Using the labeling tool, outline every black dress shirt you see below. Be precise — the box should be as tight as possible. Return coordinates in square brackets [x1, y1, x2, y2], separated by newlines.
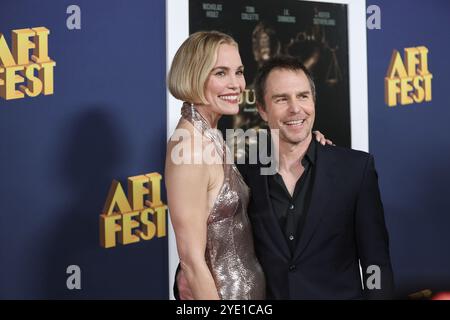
[267, 140, 316, 254]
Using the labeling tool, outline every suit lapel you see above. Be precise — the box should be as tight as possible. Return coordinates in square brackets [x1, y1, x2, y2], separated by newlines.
[293, 143, 337, 260]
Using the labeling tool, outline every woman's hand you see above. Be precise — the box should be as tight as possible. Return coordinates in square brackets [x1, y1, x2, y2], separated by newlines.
[313, 130, 334, 146]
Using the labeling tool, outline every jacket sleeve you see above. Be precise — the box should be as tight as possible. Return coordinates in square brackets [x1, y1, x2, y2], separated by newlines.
[355, 154, 395, 299]
[173, 263, 181, 300]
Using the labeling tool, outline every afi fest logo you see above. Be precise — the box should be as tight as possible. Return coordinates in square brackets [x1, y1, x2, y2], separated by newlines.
[0, 27, 56, 100]
[385, 46, 432, 107]
[100, 173, 168, 248]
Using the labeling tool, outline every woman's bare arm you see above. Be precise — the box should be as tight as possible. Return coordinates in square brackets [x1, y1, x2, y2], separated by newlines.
[165, 135, 220, 300]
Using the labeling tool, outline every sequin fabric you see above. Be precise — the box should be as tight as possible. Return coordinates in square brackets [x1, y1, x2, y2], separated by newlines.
[181, 102, 266, 300]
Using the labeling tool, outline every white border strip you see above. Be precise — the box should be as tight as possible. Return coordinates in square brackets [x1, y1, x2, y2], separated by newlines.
[166, 0, 368, 299]
[346, 0, 369, 152]
[166, 0, 189, 300]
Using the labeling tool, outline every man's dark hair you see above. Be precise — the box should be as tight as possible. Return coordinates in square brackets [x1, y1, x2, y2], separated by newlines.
[254, 55, 316, 109]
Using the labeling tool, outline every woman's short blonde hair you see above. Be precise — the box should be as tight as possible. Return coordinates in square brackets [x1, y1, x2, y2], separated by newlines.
[168, 31, 238, 105]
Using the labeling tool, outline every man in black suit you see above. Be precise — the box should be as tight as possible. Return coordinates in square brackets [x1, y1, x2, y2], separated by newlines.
[175, 56, 394, 299]
[239, 55, 394, 299]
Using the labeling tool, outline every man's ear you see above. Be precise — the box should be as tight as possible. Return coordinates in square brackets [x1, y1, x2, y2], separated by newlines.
[256, 102, 268, 122]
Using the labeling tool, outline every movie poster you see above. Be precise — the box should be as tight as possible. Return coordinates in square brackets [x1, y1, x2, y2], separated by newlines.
[189, 0, 351, 147]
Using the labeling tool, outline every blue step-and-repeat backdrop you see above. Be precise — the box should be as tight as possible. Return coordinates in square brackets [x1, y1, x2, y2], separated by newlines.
[367, 0, 450, 297]
[0, 0, 168, 299]
[1, 0, 449, 299]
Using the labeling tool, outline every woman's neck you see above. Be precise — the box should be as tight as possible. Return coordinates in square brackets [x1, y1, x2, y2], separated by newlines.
[194, 104, 221, 129]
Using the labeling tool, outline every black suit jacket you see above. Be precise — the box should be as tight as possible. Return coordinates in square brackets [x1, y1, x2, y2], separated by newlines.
[238, 140, 394, 299]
